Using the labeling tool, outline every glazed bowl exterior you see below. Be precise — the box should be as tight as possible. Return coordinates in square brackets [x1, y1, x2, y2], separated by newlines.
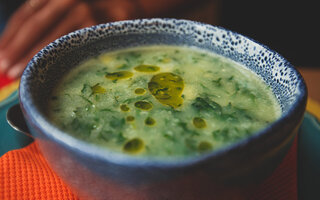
[19, 19, 307, 200]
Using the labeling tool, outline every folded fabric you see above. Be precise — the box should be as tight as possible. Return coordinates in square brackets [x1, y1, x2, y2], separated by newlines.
[0, 142, 77, 200]
[0, 80, 19, 102]
[0, 74, 14, 90]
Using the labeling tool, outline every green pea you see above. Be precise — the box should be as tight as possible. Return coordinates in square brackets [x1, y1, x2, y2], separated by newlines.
[123, 138, 144, 154]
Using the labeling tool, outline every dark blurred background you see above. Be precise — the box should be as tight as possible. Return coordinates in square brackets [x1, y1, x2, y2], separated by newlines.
[179, 0, 319, 67]
[219, 0, 319, 67]
[1, 0, 319, 67]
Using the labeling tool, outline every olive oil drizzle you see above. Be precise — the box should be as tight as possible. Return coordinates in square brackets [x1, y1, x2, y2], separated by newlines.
[193, 117, 206, 128]
[120, 104, 130, 112]
[134, 88, 146, 95]
[145, 117, 156, 126]
[198, 141, 212, 152]
[126, 115, 135, 122]
[148, 72, 184, 109]
[105, 71, 133, 80]
[91, 83, 106, 94]
[134, 100, 153, 110]
[134, 64, 160, 72]
[123, 138, 144, 154]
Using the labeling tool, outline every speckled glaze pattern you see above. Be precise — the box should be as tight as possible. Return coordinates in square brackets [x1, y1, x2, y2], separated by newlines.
[19, 19, 307, 200]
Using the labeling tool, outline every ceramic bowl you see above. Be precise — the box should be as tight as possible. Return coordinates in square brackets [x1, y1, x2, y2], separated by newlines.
[19, 19, 307, 200]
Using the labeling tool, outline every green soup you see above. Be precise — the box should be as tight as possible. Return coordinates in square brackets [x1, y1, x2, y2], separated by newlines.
[48, 45, 281, 158]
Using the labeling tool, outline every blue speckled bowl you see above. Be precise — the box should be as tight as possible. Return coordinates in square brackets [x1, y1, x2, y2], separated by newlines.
[19, 19, 307, 200]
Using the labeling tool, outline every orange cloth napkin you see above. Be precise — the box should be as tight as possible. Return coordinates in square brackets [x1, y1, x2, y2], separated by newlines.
[0, 143, 77, 200]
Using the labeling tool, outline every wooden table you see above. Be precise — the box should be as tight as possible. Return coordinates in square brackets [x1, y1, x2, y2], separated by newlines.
[298, 67, 320, 103]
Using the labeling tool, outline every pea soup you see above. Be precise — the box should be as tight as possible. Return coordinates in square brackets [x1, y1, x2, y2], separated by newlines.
[48, 45, 281, 158]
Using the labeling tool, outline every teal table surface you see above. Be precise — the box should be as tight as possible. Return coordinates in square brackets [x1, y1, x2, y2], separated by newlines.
[0, 91, 319, 199]
[298, 112, 320, 199]
[0, 91, 33, 156]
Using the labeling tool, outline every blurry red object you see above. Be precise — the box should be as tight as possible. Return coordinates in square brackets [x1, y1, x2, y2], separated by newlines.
[0, 74, 14, 89]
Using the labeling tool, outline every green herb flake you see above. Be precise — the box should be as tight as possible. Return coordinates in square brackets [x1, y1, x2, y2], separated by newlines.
[228, 76, 234, 81]
[163, 133, 176, 141]
[191, 97, 222, 114]
[212, 128, 244, 142]
[81, 84, 92, 96]
[79, 95, 93, 105]
[118, 63, 129, 70]
[185, 138, 197, 151]
[178, 122, 200, 136]
[109, 117, 125, 129]
[116, 132, 127, 144]
[212, 78, 222, 87]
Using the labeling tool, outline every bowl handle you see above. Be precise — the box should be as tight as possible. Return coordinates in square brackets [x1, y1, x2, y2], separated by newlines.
[6, 104, 33, 138]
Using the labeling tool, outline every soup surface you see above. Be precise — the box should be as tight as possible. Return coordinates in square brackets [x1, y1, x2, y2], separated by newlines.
[48, 45, 281, 158]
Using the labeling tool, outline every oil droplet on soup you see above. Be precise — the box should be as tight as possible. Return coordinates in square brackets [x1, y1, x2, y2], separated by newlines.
[145, 117, 156, 126]
[134, 101, 153, 111]
[48, 45, 281, 159]
[91, 83, 106, 94]
[134, 65, 160, 72]
[123, 138, 144, 154]
[126, 116, 135, 122]
[134, 88, 146, 95]
[193, 117, 206, 128]
[120, 104, 130, 112]
[105, 71, 133, 80]
[198, 141, 212, 153]
[148, 72, 184, 109]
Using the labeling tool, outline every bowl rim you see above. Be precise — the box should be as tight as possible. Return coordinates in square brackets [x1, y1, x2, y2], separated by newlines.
[19, 18, 307, 168]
